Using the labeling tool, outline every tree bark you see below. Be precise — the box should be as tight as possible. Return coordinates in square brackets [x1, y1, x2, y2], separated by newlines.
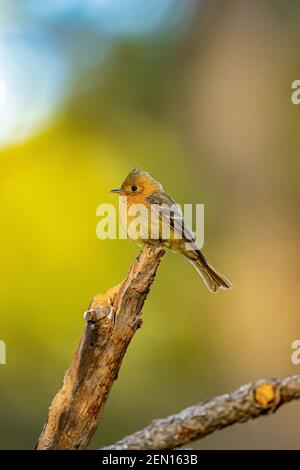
[102, 375, 300, 450]
[36, 244, 300, 451]
[36, 245, 165, 450]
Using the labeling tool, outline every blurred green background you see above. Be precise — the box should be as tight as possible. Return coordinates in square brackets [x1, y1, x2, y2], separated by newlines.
[0, 0, 300, 449]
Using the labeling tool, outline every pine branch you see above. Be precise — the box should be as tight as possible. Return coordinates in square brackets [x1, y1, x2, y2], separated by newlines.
[102, 375, 300, 450]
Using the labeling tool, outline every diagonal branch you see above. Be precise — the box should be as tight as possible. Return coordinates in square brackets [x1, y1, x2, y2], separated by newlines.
[101, 375, 300, 450]
[35, 243, 299, 451]
[36, 245, 165, 450]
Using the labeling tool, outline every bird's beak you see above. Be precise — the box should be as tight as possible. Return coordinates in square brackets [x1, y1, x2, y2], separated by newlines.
[110, 188, 124, 194]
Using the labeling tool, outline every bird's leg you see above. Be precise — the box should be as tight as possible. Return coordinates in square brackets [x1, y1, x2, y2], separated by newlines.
[149, 241, 165, 249]
[136, 250, 143, 262]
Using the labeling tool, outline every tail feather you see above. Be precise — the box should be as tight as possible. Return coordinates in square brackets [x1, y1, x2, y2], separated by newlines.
[188, 252, 232, 293]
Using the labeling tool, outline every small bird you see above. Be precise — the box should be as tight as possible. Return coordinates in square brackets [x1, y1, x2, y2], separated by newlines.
[111, 167, 232, 293]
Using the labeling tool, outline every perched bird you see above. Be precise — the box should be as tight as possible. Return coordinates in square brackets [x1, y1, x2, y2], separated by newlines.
[111, 167, 232, 293]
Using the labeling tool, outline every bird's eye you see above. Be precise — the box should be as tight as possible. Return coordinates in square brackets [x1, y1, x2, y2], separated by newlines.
[131, 185, 138, 192]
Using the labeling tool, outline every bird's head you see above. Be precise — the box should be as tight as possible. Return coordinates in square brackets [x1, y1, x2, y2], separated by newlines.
[111, 167, 162, 198]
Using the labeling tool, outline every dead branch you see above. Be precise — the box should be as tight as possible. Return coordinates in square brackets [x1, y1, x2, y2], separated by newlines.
[36, 245, 165, 450]
[102, 375, 300, 450]
[36, 242, 300, 451]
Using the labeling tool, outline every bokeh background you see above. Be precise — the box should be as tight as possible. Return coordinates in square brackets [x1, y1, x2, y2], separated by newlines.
[0, 0, 300, 449]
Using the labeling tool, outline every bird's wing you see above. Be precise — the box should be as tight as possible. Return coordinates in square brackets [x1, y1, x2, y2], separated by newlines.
[146, 192, 198, 250]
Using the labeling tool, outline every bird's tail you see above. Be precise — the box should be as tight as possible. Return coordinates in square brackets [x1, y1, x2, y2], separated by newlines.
[187, 251, 232, 293]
